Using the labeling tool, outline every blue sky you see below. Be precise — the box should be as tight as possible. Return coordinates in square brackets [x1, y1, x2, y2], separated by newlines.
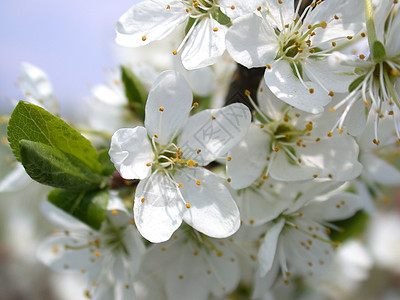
[0, 0, 139, 116]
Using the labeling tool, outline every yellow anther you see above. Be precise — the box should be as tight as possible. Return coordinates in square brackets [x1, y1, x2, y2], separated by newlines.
[315, 137, 320, 142]
[167, 4, 170, 9]
[338, 128, 343, 133]
[179, 275, 184, 279]
[178, 183, 183, 188]
[298, 158, 302, 163]
[94, 251, 100, 257]
[373, 139, 380, 146]
[161, 247, 166, 251]
[153, 134, 158, 138]
[249, 219, 254, 225]
[187, 159, 195, 167]
[305, 123, 313, 131]
[146, 162, 152, 167]
[391, 69, 399, 76]
[359, 54, 366, 59]
[193, 251, 199, 256]
[227, 156, 232, 161]
[212, 115, 216, 120]
[227, 178, 231, 183]
[286, 271, 291, 276]
[244, 89, 251, 96]
[298, 212, 303, 217]
[186, 203, 191, 208]
[328, 173, 333, 178]
[111, 209, 118, 215]
[257, 6, 261, 11]
[142, 35, 147, 41]
[313, 174, 318, 178]
[196, 149, 201, 154]
[172, 50, 178, 55]
[328, 91, 334, 97]
[217, 251, 223, 257]
[186, 8, 190, 12]
[308, 88, 314, 94]
[130, 220, 135, 225]
[85, 290, 92, 298]
[207, 270, 212, 274]
[331, 41, 336, 47]
[320, 21, 327, 28]
[159, 106, 164, 112]
[274, 146, 280, 152]
[231, 5, 235, 9]
[266, 64, 271, 69]
[141, 197, 146, 203]
[334, 14, 339, 20]
[307, 24, 312, 29]
[327, 132, 333, 137]
[196, 180, 201, 185]
[193, 102, 199, 107]
[213, 27, 219, 32]
[347, 36, 353, 40]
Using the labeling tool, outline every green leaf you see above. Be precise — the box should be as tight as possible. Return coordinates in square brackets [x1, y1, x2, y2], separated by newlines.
[120, 65, 147, 121]
[19, 140, 103, 191]
[8, 101, 101, 173]
[48, 188, 109, 230]
[372, 41, 386, 63]
[348, 75, 366, 92]
[211, 8, 231, 26]
[98, 149, 116, 176]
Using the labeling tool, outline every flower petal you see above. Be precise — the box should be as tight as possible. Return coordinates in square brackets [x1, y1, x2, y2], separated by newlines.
[361, 153, 400, 186]
[145, 71, 193, 145]
[115, 0, 187, 47]
[181, 18, 227, 70]
[302, 193, 363, 222]
[175, 167, 240, 238]
[303, 58, 356, 93]
[264, 59, 330, 114]
[220, 0, 263, 19]
[225, 12, 278, 68]
[178, 103, 251, 166]
[270, 135, 362, 181]
[258, 218, 285, 276]
[134, 172, 184, 243]
[109, 127, 154, 180]
[226, 124, 270, 189]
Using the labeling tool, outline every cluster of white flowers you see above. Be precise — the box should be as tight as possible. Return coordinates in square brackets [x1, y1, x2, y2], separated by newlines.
[2, 0, 400, 299]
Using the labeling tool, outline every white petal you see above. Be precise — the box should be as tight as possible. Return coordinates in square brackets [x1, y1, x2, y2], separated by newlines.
[264, 60, 331, 114]
[270, 135, 362, 181]
[303, 58, 356, 93]
[178, 103, 251, 166]
[175, 168, 240, 238]
[115, 0, 187, 47]
[236, 183, 290, 226]
[305, 0, 365, 45]
[187, 66, 216, 97]
[258, 218, 285, 276]
[19, 62, 58, 114]
[220, 0, 263, 19]
[181, 18, 227, 70]
[302, 193, 363, 222]
[226, 124, 270, 189]
[205, 243, 240, 297]
[109, 127, 154, 180]
[257, 79, 289, 120]
[91, 83, 126, 106]
[265, 0, 295, 26]
[134, 172, 184, 243]
[225, 12, 278, 68]
[37, 235, 96, 272]
[40, 200, 91, 232]
[362, 153, 400, 186]
[145, 71, 193, 145]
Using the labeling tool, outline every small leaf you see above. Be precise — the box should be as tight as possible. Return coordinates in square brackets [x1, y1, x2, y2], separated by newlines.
[47, 188, 109, 230]
[8, 101, 101, 173]
[348, 75, 366, 92]
[372, 41, 386, 63]
[211, 8, 231, 26]
[98, 149, 116, 176]
[120, 65, 147, 121]
[19, 140, 103, 191]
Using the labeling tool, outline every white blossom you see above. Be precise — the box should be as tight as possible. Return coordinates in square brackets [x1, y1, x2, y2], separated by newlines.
[37, 195, 145, 300]
[226, 81, 362, 189]
[109, 70, 251, 243]
[226, 0, 365, 113]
